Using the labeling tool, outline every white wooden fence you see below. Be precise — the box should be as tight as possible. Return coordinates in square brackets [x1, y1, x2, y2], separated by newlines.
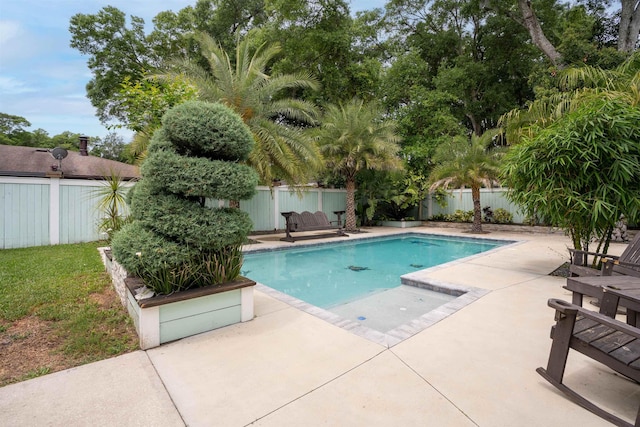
[0, 177, 347, 249]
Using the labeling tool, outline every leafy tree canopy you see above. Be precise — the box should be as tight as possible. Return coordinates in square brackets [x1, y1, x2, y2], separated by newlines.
[501, 96, 640, 251]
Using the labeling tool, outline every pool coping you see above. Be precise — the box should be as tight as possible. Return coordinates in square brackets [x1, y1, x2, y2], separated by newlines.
[247, 232, 524, 347]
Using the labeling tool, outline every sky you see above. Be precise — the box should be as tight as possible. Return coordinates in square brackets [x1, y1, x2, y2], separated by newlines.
[0, 0, 386, 143]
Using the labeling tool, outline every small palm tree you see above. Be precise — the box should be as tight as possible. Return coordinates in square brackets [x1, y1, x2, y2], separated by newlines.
[428, 130, 503, 233]
[94, 170, 134, 242]
[160, 32, 323, 186]
[316, 99, 402, 232]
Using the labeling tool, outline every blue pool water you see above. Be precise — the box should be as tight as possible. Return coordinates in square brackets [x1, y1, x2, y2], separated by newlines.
[242, 234, 506, 309]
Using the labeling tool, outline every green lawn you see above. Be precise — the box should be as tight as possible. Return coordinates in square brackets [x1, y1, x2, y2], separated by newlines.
[0, 242, 138, 385]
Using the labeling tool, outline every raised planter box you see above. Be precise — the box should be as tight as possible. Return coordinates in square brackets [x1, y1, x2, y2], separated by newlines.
[379, 220, 423, 228]
[99, 248, 255, 349]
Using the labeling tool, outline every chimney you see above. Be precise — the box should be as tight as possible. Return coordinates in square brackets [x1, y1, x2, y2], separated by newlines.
[79, 136, 89, 156]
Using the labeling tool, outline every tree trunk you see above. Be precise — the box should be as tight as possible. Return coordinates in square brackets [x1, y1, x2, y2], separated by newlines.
[517, 0, 563, 66]
[466, 112, 482, 137]
[345, 179, 358, 232]
[471, 186, 483, 233]
[618, 0, 640, 53]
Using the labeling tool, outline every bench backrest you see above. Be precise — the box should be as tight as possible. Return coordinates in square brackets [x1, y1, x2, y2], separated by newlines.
[290, 211, 332, 230]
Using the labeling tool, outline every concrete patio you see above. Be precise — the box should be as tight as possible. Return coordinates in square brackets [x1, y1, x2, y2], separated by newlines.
[1, 227, 638, 426]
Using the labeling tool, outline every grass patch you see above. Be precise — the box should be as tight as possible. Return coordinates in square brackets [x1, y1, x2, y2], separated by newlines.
[21, 367, 51, 381]
[0, 242, 138, 385]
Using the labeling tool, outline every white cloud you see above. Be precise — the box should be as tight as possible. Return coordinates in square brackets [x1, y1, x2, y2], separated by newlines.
[0, 75, 36, 95]
[0, 20, 22, 43]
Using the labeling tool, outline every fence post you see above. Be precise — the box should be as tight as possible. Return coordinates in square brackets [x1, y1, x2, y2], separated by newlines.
[273, 186, 280, 230]
[49, 177, 60, 245]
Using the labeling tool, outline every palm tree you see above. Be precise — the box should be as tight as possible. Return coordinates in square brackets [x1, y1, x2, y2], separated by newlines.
[316, 99, 402, 232]
[500, 52, 640, 144]
[160, 32, 323, 187]
[428, 130, 503, 233]
[94, 170, 134, 242]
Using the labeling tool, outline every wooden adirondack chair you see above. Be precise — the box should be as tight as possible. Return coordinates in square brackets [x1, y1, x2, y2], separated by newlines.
[538, 298, 640, 427]
[569, 232, 640, 278]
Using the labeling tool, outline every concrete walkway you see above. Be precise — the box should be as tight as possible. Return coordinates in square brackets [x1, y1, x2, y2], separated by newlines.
[1, 227, 638, 426]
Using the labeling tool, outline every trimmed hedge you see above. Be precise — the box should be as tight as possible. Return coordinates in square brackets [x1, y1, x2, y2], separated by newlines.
[111, 101, 258, 294]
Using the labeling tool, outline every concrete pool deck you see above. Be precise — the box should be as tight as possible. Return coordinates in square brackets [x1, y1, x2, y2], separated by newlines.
[1, 226, 638, 426]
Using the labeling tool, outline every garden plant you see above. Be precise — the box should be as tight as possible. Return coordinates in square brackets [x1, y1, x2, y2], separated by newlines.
[111, 101, 258, 294]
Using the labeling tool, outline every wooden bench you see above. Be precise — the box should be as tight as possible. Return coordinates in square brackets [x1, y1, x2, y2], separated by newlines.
[280, 211, 347, 242]
[537, 298, 640, 426]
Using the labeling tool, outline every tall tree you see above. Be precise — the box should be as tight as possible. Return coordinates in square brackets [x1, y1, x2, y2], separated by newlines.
[500, 51, 640, 144]
[256, 0, 384, 104]
[69, 2, 267, 126]
[385, 0, 537, 137]
[116, 74, 198, 162]
[315, 99, 402, 232]
[516, 0, 563, 65]
[89, 132, 128, 162]
[428, 130, 503, 233]
[619, 0, 640, 52]
[69, 7, 159, 124]
[0, 113, 31, 145]
[160, 32, 323, 186]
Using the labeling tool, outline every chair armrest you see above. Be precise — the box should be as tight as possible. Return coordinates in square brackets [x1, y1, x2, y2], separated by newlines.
[548, 298, 579, 315]
[568, 248, 620, 259]
[568, 248, 620, 266]
[547, 298, 640, 339]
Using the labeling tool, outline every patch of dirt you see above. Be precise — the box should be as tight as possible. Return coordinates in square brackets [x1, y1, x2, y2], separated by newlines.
[0, 286, 138, 387]
[0, 317, 70, 386]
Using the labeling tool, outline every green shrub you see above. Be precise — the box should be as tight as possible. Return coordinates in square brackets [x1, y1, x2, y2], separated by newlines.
[446, 210, 474, 223]
[111, 101, 258, 295]
[493, 208, 513, 224]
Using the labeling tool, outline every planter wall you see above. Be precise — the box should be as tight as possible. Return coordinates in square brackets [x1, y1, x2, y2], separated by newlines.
[424, 221, 563, 234]
[380, 220, 423, 228]
[99, 248, 255, 349]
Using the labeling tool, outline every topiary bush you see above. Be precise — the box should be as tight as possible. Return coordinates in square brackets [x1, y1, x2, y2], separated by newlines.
[111, 101, 258, 294]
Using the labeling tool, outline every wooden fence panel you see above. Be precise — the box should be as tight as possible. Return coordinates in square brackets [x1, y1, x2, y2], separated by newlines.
[0, 180, 49, 249]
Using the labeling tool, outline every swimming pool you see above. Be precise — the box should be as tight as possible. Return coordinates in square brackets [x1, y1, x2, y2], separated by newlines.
[243, 233, 507, 308]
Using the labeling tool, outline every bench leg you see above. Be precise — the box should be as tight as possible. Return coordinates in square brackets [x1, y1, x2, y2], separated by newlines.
[280, 215, 296, 242]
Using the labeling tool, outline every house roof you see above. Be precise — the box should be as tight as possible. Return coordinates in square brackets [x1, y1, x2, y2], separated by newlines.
[0, 145, 140, 180]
